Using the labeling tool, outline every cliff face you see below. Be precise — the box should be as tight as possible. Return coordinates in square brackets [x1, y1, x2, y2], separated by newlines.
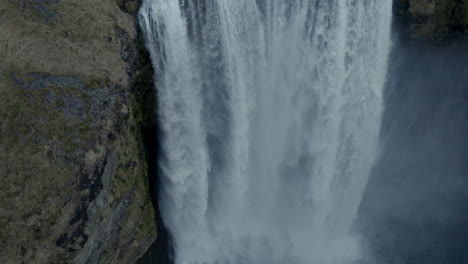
[0, 0, 157, 263]
[395, 0, 468, 40]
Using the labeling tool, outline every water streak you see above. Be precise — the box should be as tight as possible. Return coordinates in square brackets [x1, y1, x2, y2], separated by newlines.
[139, 1, 392, 263]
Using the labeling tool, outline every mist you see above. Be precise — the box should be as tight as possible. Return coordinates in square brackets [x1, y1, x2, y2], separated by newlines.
[138, 0, 468, 263]
[360, 38, 468, 264]
[139, 0, 393, 263]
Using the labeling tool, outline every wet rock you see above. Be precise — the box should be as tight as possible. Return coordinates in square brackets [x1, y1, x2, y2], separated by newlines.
[395, 0, 468, 41]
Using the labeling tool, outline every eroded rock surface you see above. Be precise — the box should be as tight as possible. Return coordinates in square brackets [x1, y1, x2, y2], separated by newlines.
[0, 0, 157, 263]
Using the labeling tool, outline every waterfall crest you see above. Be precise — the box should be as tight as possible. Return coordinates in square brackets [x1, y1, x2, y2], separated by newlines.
[139, 1, 392, 263]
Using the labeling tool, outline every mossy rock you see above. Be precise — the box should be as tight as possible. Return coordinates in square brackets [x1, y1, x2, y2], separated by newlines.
[0, 0, 157, 263]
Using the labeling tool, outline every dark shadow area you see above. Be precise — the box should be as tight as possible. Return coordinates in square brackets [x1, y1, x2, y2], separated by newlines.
[360, 37, 468, 264]
[132, 26, 172, 264]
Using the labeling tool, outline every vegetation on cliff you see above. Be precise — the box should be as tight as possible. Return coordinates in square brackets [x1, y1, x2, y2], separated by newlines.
[0, 0, 157, 263]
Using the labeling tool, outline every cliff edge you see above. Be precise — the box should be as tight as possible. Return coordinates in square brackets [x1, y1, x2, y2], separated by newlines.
[0, 0, 157, 263]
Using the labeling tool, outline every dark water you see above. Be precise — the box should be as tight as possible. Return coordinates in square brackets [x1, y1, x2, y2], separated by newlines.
[360, 39, 468, 264]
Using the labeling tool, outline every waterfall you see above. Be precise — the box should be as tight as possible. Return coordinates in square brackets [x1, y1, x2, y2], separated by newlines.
[139, 0, 392, 263]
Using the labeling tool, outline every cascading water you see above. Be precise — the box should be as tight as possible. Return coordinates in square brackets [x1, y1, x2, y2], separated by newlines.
[139, 1, 392, 263]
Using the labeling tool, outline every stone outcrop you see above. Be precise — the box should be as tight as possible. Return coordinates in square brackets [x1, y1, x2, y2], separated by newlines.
[395, 0, 468, 40]
[0, 0, 157, 263]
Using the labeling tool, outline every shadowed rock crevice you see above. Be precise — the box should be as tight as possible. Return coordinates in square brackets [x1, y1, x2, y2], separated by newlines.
[394, 0, 468, 41]
[133, 24, 172, 264]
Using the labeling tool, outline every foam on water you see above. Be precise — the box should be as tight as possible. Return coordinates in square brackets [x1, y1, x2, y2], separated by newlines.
[139, 1, 392, 263]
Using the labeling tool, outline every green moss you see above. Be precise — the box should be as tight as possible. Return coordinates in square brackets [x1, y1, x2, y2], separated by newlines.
[83, 76, 102, 89]
[112, 142, 147, 199]
[0, 0, 157, 261]
[98, 253, 112, 264]
[139, 202, 156, 234]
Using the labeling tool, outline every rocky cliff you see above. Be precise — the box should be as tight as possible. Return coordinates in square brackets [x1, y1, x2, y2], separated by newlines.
[1, 0, 467, 263]
[0, 0, 157, 263]
[395, 0, 468, 40]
